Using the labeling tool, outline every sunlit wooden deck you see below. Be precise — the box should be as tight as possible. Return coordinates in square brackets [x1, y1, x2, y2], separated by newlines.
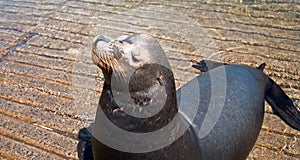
[0, 0, 299, 159]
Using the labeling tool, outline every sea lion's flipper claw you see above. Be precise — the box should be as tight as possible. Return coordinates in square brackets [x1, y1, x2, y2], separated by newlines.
[265, 78, 300, 131]
[192, 60, 226, 72]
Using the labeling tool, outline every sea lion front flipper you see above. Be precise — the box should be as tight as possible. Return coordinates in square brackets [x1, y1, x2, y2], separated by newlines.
[77, 128, 94, 160]
[265, 78, 300, 131]
[192, 60, 227, 72]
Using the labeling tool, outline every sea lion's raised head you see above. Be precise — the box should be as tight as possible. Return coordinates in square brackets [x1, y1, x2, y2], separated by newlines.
[92, 34, 170, 83]
[92, 34, 177, 132]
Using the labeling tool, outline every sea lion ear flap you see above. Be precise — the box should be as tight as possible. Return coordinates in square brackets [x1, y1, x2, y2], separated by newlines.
[257, 63, 266, 71]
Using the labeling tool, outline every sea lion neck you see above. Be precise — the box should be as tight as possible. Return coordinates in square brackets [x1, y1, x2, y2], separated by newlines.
[129, 63, 175, 96]
[99, 63, 179, 133]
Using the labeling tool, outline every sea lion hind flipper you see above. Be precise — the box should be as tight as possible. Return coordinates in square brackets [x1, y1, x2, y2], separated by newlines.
[192, 60, 227, 72]
[265, 78, 300, 131]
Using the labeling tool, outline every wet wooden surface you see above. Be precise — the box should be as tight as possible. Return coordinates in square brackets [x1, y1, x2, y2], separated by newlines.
[0, 0, 299, 159]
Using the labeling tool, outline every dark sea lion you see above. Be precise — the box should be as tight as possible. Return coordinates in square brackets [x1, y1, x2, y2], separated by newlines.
[88, 34, 300, 160]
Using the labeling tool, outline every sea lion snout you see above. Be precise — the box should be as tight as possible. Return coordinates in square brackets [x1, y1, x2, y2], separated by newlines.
[92, 35, 113, 70]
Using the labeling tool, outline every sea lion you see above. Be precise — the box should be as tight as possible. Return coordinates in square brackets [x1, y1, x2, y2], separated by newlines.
[89, 34, 300, 160]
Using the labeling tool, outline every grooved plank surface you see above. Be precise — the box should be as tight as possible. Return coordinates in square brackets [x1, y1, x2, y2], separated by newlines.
[0, 0, 299, 159]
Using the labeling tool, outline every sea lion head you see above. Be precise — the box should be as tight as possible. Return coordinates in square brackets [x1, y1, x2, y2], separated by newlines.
[92, 34, 177, 132]
[92, 34, 170, 85]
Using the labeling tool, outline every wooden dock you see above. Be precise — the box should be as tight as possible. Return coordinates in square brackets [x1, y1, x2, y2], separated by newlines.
[0, 0, 299, 159]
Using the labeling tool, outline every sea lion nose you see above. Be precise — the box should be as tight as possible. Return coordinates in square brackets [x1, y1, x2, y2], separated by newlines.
[93, 35, 111, 52]
[92, 35, 114, 67]
[94, 35, 111, 45]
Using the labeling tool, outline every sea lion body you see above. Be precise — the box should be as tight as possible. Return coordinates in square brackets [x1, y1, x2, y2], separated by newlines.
[178, 65, 266, 160]
[91, 126, 200, 160]
[185, 60, 300, 159]
[86, 34, 300, 160]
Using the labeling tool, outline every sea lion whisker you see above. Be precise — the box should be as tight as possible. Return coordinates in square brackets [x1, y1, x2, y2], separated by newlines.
[115, 67, 127, 81]
[117, 66, 127, 79]
[111, 59, 129, 80]
[103, 53, 110, 65]
[106, 57, 113, 68]
[107, 59, 127, 81]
